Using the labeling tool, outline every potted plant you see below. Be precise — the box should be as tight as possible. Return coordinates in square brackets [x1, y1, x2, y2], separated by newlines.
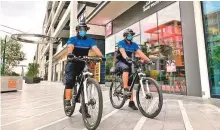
[25, 63, 40, 84]
[1, 37, 26, 92]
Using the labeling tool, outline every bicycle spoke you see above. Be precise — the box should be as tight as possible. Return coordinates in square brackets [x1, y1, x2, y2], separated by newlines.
[139, 80, 160, 115]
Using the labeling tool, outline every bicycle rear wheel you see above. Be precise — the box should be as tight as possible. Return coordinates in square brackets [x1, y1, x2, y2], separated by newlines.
[81, 78, 103, 130]
[109, 75, 126, 109]
[63, 87, 76, 117]
[136, 77, 163, 118]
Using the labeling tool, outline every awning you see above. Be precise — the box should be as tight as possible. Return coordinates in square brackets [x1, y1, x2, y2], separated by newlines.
[86, 1, 138, 26]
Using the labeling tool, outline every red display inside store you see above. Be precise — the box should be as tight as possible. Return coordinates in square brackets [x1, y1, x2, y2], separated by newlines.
[144, 20, 183, 67]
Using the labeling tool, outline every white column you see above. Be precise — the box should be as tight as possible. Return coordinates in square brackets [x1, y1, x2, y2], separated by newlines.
[58, 62, 61, 81]
[48, 26, 54, 81]
[70, 1, 78, 37]
[52, 64, 56, 81]
[193, 1, 210, 98]
[47, 42, 53, 81]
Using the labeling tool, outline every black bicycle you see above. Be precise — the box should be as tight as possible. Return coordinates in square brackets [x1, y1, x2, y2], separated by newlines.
[63, 56, 105, 130]
[109, 59, 163, 118]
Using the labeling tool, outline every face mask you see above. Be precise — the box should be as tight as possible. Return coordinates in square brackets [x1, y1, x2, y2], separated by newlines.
[79, 30, 86, 37]
[127, 35, 133, 41]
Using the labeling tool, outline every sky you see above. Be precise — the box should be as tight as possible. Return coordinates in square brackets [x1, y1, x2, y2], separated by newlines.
[203, 1, 220, 14]
[0, 1, 47, 74]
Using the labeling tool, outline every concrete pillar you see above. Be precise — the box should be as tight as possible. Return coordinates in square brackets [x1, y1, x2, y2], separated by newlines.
[58, 62, 61, 81]
[48, 27, 54, 81]
[52, 64, 56, 81]
[193, 1, 210, 98]
[70, 1, 78, 37]
[47, 42, 53, 81]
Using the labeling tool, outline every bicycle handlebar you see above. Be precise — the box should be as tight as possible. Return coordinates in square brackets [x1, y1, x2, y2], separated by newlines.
[68, 56, 106, 63]
[130, 59, 155, 66]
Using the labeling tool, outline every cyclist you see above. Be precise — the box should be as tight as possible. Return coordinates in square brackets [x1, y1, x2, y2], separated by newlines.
[116, 29, 151, 110]
[64, 22, 104, 118]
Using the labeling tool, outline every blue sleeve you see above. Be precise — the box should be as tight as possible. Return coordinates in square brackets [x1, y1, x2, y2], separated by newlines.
[66, 37, 76, 45]
[90, 38, 97, 47]
[134, 43, 140, 51]
[118, 41, 124, 49]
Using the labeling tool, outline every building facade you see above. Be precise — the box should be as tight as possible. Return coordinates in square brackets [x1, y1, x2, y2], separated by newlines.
[87, 1, 220, 98]
[36, 1, 106, 83]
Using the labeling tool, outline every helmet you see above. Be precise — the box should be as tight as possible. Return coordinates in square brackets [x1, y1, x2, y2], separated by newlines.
[123, 29, 135, 37]
[75, 22, 90, 31]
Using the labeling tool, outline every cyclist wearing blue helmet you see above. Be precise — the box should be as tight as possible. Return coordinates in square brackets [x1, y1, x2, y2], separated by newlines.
[116, 29, 151, 110]
[64, 22, 105, 117]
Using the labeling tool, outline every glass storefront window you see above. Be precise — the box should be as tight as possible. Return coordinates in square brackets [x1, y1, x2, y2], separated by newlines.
[140, 13, 158, 57]
[202, 1, 220, 98]
[140, 2, 186, 95]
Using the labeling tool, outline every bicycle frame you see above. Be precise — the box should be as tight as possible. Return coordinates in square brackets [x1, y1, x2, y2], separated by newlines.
[74, 64, 93, 104]
[126, 62, 151, 98]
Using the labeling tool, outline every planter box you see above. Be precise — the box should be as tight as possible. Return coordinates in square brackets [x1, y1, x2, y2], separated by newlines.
[25, 77, 33, 84]
[24, 77, 41, 84]
[1, 76, 23, 92]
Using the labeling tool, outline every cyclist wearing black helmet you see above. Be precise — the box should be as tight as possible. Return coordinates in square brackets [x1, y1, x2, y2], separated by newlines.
[116, 29, 151, 110]
[64, 22, 105, 117]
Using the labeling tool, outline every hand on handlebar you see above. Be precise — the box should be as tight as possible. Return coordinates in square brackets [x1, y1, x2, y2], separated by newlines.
[67, 53, 75, 59]
[101, 55, 106, 61]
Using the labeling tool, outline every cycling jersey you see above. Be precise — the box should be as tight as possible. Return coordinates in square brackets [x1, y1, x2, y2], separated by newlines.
[116, 40, 140, 62]
[67, 36, 97, 56]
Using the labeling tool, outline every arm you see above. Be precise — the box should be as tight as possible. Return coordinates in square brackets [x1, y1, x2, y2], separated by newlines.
[67, 44, 74, 54]
[91, 46, 102, 57]
[136, 50, 150, 62]
[66, 37, 76, 57]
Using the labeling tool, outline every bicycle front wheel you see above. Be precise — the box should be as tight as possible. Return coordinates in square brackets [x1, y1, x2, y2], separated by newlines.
[136, 77, 163, 118]
[81, 78, 103, 130]
[109, 76, 126, 109]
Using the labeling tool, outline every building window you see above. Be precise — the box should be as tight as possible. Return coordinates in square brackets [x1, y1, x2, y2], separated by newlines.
[202, 1, 220, 98]
[140, 2, 186, 94]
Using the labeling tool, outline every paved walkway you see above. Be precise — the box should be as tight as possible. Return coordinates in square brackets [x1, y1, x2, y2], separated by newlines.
[1, 81, 220, 130]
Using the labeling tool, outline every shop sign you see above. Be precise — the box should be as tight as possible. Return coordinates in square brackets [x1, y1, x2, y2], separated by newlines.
[106, 22, 112, 36]
[166, 60, 176, 72]
[143, 1, 161, 12]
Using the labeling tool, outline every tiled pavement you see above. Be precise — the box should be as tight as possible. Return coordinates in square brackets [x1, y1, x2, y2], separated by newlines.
[1, 81, 220, 130]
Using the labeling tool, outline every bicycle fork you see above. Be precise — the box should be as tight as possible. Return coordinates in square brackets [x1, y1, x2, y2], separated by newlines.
[139, 77, 150, 98]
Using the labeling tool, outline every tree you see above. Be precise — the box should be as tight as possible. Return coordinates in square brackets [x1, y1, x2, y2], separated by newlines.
[212, 45, 220, 67]
[25, 63, 39, 78]
[1, 38, 26, 75]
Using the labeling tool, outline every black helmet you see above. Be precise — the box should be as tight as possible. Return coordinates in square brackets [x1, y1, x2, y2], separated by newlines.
[123, 29, 135, 37]
[75, 22, 90, 31]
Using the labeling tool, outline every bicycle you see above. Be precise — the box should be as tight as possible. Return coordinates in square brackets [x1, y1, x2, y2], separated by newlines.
[109, 59, 163, 118]
[63, 56, 105, 130]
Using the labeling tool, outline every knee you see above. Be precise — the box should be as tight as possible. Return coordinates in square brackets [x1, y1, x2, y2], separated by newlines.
[65, 84, 73, 89]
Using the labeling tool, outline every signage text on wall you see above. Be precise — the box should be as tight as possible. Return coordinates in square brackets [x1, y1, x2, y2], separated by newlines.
[143, 1, 161, 12]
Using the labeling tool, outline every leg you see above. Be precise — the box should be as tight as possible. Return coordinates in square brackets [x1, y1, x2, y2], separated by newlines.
[127, 64, 138, 110]
[116, 61, 130, 91]
[65, 61, 74, 102]
[65, 61, 84, 102]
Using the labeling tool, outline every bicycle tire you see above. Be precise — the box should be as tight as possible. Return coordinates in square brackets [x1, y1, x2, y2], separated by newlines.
[109, 77, 126, 109]
[81, 78, 103, 130]
[63, 88, 76, 117]
[136, 77, 163, 118]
